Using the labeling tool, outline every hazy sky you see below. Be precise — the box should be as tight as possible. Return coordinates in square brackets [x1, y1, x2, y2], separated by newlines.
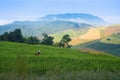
[0, 0, 120, 24]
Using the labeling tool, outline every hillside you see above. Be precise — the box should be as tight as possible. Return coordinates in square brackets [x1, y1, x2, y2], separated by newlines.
[0, 21, 91, 37]
[104, 24, 120, 37]
[51, 28, 89, 43]
[74, 24, 120, 52]
[52, 24, 120, 45]
[0, 22, 120, 47]
[0, 41, 120, 80]
[52, 27, 105, 45]
[73, 25, 120, 56]
[101, 32, 120, 44]
[73, 40, 120, 56]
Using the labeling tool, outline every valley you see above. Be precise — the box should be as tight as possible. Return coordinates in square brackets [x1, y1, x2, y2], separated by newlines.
[1, 0, 120, 79]
[0, 14, 120, 57]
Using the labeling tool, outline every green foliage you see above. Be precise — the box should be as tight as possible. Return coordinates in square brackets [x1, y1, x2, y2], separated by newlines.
[59, 34, 72, 48]
[74, 40, 120, 56]
[51, 28, 88, 42]
[0, 29, 41, 45]
[101, 33, 120, 44]
[41, 33, 54, 46]
[0, 41, 120, 79]
[0, 29, 24, 43]
[74, 33, 120, 56]
[0, 32, 9, 41]
[62, 34, 71, 43]
[26, 36, 40, 45]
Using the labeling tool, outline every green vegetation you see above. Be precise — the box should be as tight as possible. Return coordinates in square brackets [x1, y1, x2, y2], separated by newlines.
[51, 28, 88, 42]
[0, 29, 72, 47]
[101, 33, 120, 44]
[25, 36, 40, 44]
[58, 34, 72, 48]
[74, 40, 120, 56]
[0, 29, 40, 45]
[41, 33, 54, 46]
[0, 41, 120, 80]
[73, 26, 120, 56]
[0, 29, 24, 43]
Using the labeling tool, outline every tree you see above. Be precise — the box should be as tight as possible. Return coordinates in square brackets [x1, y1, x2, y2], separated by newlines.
[0, 32, 9, 41]
[13, 29, 24, 43]
[0, 29, 24, 43]
[59, 34, 72, 48]
[3, 32, 9, 41]
[7, 29, 24, 42]
[41, 33, 54, 46]
[26, 36, 40, 44]
[0, 35, 4, 40]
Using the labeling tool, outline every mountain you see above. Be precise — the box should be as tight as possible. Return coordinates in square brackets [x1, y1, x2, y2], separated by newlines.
[41, 13, 105, 24]
[0, 20, 91, 37]
[0, 13, 105, 40]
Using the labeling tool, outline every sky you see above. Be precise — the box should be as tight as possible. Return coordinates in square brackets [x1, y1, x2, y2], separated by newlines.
[0, 0, 120, 25]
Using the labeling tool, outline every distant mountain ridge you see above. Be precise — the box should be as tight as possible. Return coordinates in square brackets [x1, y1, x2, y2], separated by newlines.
[41, 13, 105, 24]
[0, 20, 91, 37]
[0, 13, 105, 37]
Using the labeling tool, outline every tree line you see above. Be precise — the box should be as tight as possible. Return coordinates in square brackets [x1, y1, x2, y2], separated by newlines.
[0, 29, 72, 48]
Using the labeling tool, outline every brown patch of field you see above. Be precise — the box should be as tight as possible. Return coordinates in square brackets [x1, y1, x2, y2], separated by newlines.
[79, 28, 101, 39]
[104, 24, 120, 37]
[69, 38, 92, 45]
[80, 48, 104, 54]
[70, 28, 101, 45]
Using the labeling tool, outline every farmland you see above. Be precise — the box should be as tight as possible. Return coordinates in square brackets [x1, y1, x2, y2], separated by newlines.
[0, 41, 120, 80]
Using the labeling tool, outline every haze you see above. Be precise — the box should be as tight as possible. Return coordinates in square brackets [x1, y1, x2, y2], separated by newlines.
[0, 0, 120, 25]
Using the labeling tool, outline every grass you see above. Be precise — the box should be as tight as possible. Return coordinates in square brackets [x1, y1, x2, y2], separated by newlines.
[0, 41, 120, 80]
[51, 28, 88, 43]
[101, 33, 120, 44]
[73, 40, 120, 56]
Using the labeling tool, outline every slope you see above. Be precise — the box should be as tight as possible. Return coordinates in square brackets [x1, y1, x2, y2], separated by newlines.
[52, 27, 105, 45]
[74, 40, 120, 56]
[51, 28, 89, 43]
[0, 41, 120, 80]
[72, 24, 120, 54]
[101, 32, 120, 44]
[104, 24, 120, 37]
[0, 21, 91, 37]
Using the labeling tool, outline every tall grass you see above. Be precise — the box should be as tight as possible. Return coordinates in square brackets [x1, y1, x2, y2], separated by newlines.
[0, 41, 120, 80]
